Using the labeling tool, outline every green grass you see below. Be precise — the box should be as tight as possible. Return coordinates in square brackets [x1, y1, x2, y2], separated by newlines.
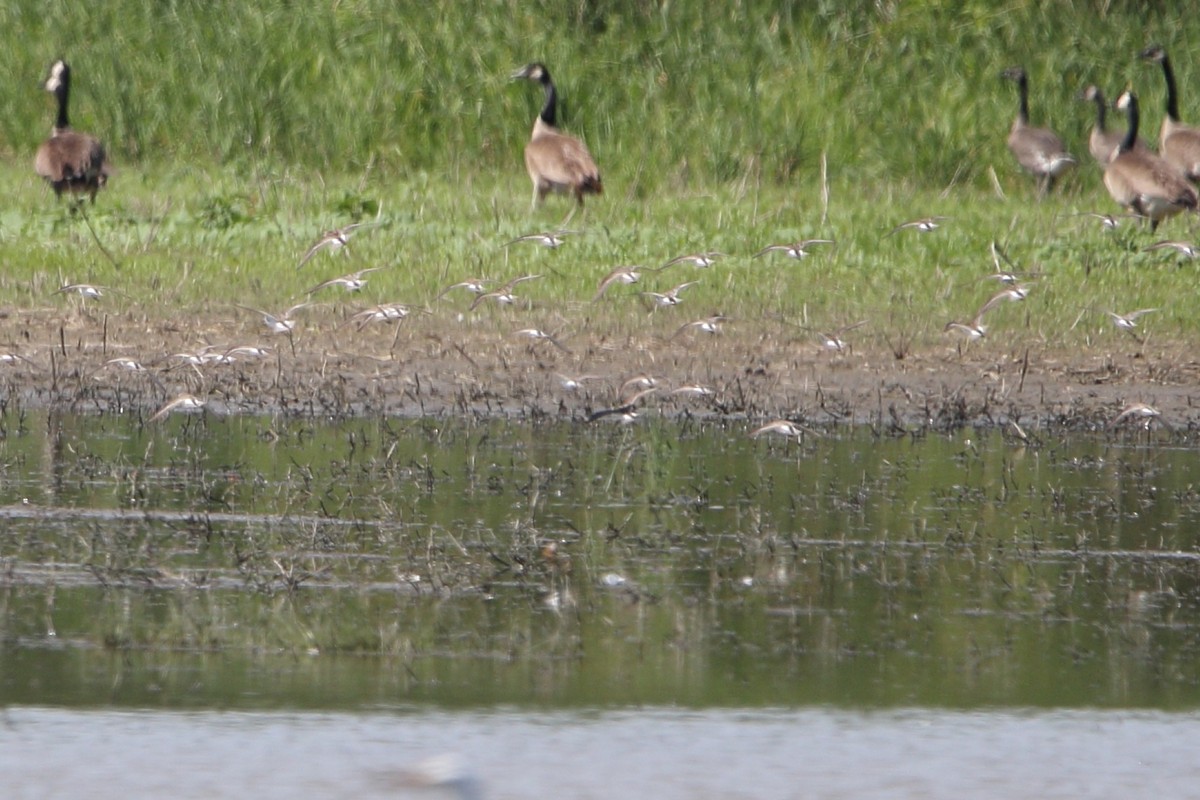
[2, 1, 1200, 354]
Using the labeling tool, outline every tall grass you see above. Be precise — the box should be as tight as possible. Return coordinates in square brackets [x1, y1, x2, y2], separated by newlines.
[1, 1, 1195, 189]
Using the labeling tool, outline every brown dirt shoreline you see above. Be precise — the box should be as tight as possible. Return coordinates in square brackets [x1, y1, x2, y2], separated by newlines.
[3, 306, 1199, 432]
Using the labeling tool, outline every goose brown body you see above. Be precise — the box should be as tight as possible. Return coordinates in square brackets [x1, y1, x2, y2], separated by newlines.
[1002, 67, 1075, 195]
[512, 63, 602, 213]
[34, 59, 109, 202]
[1104, 90, 1197, 231]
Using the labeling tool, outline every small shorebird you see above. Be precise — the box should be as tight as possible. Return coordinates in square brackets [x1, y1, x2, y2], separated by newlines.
[55, 282, 108, 299]
[977, 283, 1034, 316]
[306, 267, 384, 295]
[753, 239, 834, 260]
[984, 240, 1033, 285]
[0, 352, 38, 368]
[944, 318, 988, 340]
[344, 303, 414, 329]
[469, 274, 542, 311]
[235, 303, 311, 336]
[813, 320, 868, 352]
[673, 314, 727, 338]
[1106, 308, 1157, 340]
[617, 374, 658, 400]
[148, 393, 206, 423]
[555, 373, 601, 391]
[222, 345, 274, 360]
[885, 216, 947, 237]
[103, 357, 147, 372]
[170, 346, 233, 367]
[750, 419, 814, 440]
[503, 230, 578, 249]
[514, 328, 570, 352]
[642, 280, 698, 310]
[670, 384, 715, 398]
[661, 251, 724, 270]
[1111, 403, 1170, 430]
[588, 387, 657, 423]
[1072, 211, 1134, 230]
[592, 265, 643, 302]
[296, 217, 384, 269]
[1143, 240, 1198, 259]
[436, 278, 493, 301]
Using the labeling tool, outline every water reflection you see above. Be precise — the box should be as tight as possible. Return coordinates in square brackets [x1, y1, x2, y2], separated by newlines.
[1, 412, 1199, 708]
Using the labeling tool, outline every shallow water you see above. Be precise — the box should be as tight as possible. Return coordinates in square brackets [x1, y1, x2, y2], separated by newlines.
[4, 705, 1200, 799]
[2, 412, 1199, 793]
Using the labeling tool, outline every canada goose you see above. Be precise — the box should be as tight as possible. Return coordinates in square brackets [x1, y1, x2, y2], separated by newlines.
[1001, 67, 1075, 195]
[1140, 45, 1200, 181]
[34, 59, 109, 202]
[1080, 85, 1148, 164]
[512, 63, 602, 220]
[1104, 90, 1197, 230]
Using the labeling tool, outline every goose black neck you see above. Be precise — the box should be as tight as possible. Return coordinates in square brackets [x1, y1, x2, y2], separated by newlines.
[1120, 95, 1140, 154]
[1016, 75, 1030, 124]
[539, 76, 558, 128]
[1092, 92, 1107, 131]
[54, 82, 71, 130]
[1160, 54, 1181, 122]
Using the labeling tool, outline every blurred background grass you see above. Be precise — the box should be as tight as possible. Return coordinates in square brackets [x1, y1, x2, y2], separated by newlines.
[1, 1, 1193, 190]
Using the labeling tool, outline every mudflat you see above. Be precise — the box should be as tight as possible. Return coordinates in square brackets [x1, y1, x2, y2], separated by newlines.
[2, 303, 1196, 432]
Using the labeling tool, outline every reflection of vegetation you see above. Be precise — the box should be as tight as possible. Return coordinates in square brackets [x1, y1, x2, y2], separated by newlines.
[2, 414, 1200, 709]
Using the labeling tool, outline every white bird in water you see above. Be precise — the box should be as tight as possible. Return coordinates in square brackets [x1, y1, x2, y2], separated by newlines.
[148, 394, 206, 423]
[750, 419, 814, 439]
[1110, 403, 1171, 430]
[588, 387, 657, 423]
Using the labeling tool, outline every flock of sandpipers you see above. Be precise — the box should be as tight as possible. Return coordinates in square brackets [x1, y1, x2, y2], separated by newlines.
[17, 48, 1200, 435]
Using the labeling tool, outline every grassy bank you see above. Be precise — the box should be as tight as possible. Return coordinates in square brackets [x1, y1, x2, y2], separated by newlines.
[2, 2, 1200, 353]
[1, 1, 1196, 188]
